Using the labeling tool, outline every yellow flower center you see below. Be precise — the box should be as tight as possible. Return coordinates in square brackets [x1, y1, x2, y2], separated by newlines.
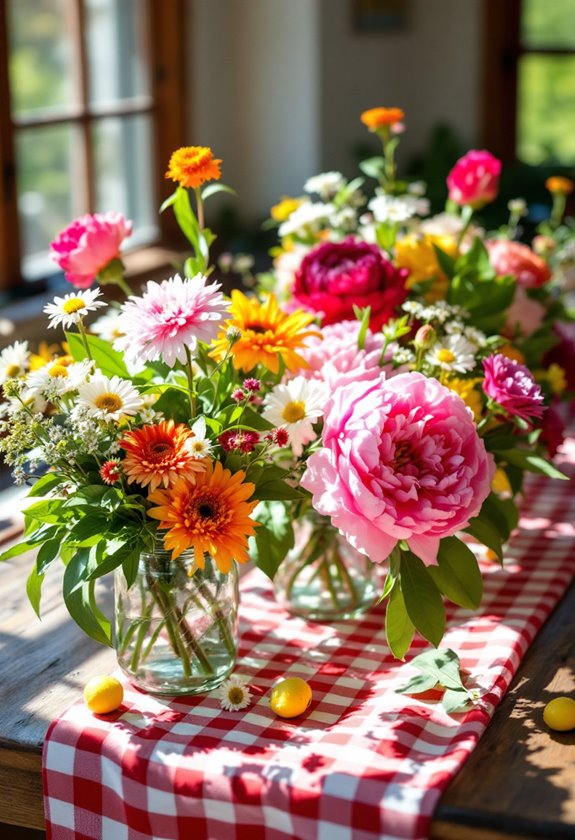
[5, 363, 21, 377]
[62, 297, 86, 314]
[227, 686, 244, 704]
[95, 392, 123, 412]
[437, 349, 456, 364]
[48, 363, 68, 378]
[282, 400, 306, 423]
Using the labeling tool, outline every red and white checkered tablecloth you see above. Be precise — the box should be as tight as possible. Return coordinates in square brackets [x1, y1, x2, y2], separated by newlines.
[43, 437, 575, 840]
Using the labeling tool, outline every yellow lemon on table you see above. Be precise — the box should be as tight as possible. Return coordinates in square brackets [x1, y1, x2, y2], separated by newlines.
[543, 697, 575, 732]
[270, 677, 312, 718]
[83, 675, 124, 714]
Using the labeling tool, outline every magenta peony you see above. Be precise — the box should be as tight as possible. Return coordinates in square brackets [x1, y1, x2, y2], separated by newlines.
[446, 150, 501, 209]
[50, 212, 132, 288]
[292, 238, 408, 330]
[487, 240, 551, 289]
[301, 372, 494, 566]
[482, 354, 544, 421]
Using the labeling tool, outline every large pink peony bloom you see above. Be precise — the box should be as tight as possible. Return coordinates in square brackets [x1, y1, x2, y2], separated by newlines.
[292, 238, 408, 330]
[301, 372, 494, 566]
[482, 354, 544, 421]
[114, 273, 228, 367]
[487, 240, 551, 289]
[447, 150, 501, 209]
[50, 212, 132, 288]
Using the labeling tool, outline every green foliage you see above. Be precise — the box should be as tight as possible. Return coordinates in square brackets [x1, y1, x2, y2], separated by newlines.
[385, 584, 415, 660]
[396, 648, 475, 713]
[399, 551, 445, 647]
[248, 501, 295, 580]
[428, 537, 483, 610]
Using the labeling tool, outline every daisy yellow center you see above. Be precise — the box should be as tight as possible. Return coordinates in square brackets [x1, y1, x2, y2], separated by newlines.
[190, 441, 206, 453]
[5, 363, 21, 377]
[95, 392, 123, 412]
[282, 400, 306, 423]
[48, 363, 68, 378]
[227, 686, 244, 704]
[437, 349, 456, 363]
[62, 297, 86, 314]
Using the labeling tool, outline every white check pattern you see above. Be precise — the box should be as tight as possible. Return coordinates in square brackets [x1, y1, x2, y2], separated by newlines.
[43, 438, 575, 840]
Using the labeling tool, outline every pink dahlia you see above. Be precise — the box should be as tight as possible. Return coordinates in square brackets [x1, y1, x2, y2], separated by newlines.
[50, 212, 132, 289]
[292, 238, 408, 330]
[301, 372, 494, 566]
[447, 150, 501, 209]
[482, 354, 545, 422]
[114, 273, 228, 367]
[486, 240, 552, 289]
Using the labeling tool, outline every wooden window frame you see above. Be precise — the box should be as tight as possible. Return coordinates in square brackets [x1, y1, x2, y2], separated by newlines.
[0, 0, 188, 295]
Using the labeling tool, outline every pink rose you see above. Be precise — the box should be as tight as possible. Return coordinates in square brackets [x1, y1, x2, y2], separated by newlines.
[301, 372, 494, 566]
[292, 238, 408, 330]
[50, 212, 133, 288]
[503, 287, 546, 338]
[487, 240, 551, 289]
[482, 354, 544, 422]
[447, 150, 501, 208]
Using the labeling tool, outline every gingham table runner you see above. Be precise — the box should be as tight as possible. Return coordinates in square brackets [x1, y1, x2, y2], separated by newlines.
[43, 435, 575, 840]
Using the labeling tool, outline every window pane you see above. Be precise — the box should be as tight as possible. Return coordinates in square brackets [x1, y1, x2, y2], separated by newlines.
[521, 0, 575, 49]
[85, 0, 151, 106]
[92, 115, 157, 244]
[7, 0, 79, 118]
[15, 124, 86, 280]
[517, 54, 575, 165]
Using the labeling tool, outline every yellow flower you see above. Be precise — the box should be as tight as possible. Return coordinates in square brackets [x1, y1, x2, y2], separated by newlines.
[534, 363, 567, 397]
[360, 107, 404, 131]
[498, 344, 526, 365]
[545, 176, 574, 195]
[445, 377, 484, 419]
[210, 290, 320, 374]
[271, 196, 303, 222]
[165, 146, 222, 189]
[492, 467, 512, 496]
[395, 233, 456, 299]
[28, 341, 63, 371]
[147, 461, 258, 572]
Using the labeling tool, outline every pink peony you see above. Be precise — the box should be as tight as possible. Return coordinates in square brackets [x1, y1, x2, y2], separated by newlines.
[487, 240, 552, 289]
[503, 287, 546, 338]
[482, 354, 544, 422]
[297, 320, 390, 390]
[50, 212, 132, 288]
[301, 372, 494, 566]
[292, 238, 408, 330]
[447, 150, 501, 208]
[114, 273, 228, 368]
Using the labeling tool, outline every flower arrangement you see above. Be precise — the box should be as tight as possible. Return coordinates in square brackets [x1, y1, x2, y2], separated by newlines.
[0, 118, 570, 688]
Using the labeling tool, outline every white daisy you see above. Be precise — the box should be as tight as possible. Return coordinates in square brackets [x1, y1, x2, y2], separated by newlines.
[426, 335, 477, 373]
[89, 310, 125, 342]
[44, 288, 106, 330]
[218, 675, 252, 712]
[0, 341, 30, 385]
[304, 171, 345, 200]
[77, 373, 144, 422]
[368, 194, 428, 224]
[445, 321, 488, 347]
[26, 359, 93, 399]
[278, 201, 336, 238]
[184, 417, 213, 459]
[263, 376, 326, 456]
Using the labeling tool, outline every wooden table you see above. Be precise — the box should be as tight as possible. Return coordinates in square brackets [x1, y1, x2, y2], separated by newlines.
[1, 549, 574, 840]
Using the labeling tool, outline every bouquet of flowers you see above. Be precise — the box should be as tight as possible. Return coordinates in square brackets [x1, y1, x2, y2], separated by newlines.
[0, 125, 568, 696]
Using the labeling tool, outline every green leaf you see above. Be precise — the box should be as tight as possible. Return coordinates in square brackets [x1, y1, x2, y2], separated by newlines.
[65, 332, 130, 378]
[36, 538, 62, 574]
[159, 190, 178, 213]
[248, 501, 295, 580]
[395, 671, 439, 695]
[479, 493, 518, 542]
[428, 536, 483, 610]
[405, 648, 465, 691]
[432, 243, 456, 279]
[464, 516, 503, 561]
[442, 688, 473, 714]
[359, 156, 385, 179]
[252, 478, 305, 502]
[353, 305, 371, 350]
[385, 584, 415, 660]
[493, 448, 569, 480]
[26, 565, 45, 618]
[63, 548, 112, 646]
[65, 516, 109, 544]
[399, 552, 445, 647]
[173, 186, 201, 252]
[0, 540, 39, 562]
[26, 472, 62, 497]
[201, 182, 238, 200]
[23, 498, 66, 524]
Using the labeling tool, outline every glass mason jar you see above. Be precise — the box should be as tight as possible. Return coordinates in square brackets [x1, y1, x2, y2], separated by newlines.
[114, 541, 239, 695]
[273, 510, 382, 621]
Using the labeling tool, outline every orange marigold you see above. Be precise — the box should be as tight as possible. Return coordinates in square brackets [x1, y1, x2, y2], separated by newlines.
[147, 461, 258, 571]
[360, 107, 405, 131]
[545, 176, 574, 195]
[120, 420, 206, 492]
[165, 146, 222, 189]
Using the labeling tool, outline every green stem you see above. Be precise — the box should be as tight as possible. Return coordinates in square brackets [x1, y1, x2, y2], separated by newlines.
[145, 573, 193, 677]
[76, 319, 93, 361]
[184, 345, 196, 420]
[194, 187, 205, 231]
[195, 577, 236, 658]
[113, 275, 133, 299]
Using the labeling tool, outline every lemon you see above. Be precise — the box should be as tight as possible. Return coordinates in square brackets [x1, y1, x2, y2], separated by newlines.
[83, 675, 124, 714]
[270, 677, 312, 718]
[543, 696, 575, 731]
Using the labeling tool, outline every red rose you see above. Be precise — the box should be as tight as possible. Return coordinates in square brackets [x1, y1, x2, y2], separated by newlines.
[292, 238, 408, 329]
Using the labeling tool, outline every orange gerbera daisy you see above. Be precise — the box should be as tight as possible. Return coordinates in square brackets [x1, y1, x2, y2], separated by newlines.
[545, 176, 574, 195]
[360, 107, 404, 131]
[210, 290, 320, 374]
[165, 146, 222, 189]
[120, 420, 206, 492]
[147, 461, 259, 571]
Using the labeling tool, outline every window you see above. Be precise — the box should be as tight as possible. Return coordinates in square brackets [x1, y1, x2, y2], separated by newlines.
[0, 0, 187, 295]
[484, 0, 575, 167]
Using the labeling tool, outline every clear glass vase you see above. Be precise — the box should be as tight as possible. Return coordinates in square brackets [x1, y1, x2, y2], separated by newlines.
[273, 511, 382, 621]
[114, 542, 238, 695]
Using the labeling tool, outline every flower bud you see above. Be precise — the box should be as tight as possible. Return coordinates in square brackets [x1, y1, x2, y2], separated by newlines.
[507, 198, 527, 217]
[413, 324, 436, 350]
[226, 326, 242, 345]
